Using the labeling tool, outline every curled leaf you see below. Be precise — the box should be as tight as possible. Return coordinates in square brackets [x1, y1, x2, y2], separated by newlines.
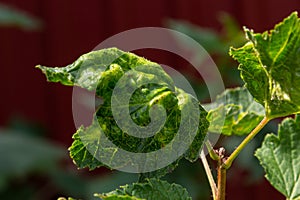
[37, 48, 209, 177]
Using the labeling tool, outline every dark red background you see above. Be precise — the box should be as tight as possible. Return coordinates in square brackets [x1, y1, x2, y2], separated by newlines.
[0, 0, 298, 199]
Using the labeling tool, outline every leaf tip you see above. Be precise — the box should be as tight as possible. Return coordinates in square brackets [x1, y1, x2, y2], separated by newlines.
[290, 11, 298, 18]
[35, 64, 43, 71]
[243, 27, 256, 44]
[35, 64, 48, 75]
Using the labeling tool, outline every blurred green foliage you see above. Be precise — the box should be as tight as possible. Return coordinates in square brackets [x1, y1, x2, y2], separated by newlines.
[0, 117, 140, 200]
[165, 12, 246, 88]
[0, 3, 42, 30]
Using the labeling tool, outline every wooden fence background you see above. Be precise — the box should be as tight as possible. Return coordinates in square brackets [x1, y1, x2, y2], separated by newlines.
[1, 0, 299, 199]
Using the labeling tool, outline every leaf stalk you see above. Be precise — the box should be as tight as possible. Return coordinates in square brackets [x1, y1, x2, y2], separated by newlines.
[223, 116, 270, 169]
[200, 151, 217, 199]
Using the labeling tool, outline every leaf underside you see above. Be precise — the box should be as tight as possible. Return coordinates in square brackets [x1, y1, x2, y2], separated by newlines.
[255, 114, 300, 200]
[204, 87, 265, 136]
[95, 178, 192, 200]
[230, 12, 300, 119]
[37, 48, 209, 178]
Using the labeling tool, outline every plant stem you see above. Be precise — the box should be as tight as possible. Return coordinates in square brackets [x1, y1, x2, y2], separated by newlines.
[200, 151, 217, 200]
[223, 116, 270, 169]
[203, 117, 269, 199]
[216, 165, 226, 200]
[205, 141, 220, 161]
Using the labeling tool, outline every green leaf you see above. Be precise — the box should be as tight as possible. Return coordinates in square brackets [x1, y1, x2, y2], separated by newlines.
[68, 125, 103, 170]
[95, 178, 192, 200]
[0, 3, 42, 30]
[230, 12, 300, 119]
[38, 48, 209, 177]
[96, 195, 143, 200]
[37, 48, 132, 90]
[255, 115, 300, 200]
[204, 87, 265, 135]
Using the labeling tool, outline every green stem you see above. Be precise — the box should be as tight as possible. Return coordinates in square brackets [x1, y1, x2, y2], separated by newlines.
[200, 151, 217, 200]
[223, 116, 270, 169]
[206, 141, 220, 161]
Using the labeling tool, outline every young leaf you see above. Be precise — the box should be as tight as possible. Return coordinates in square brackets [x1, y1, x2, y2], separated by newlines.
[230, 12, 300, 119]
[255, 115, 300, 200]
[95, 178, 192, 200]
[37, 48, 209, 177]
[204, 87, 265, 135]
